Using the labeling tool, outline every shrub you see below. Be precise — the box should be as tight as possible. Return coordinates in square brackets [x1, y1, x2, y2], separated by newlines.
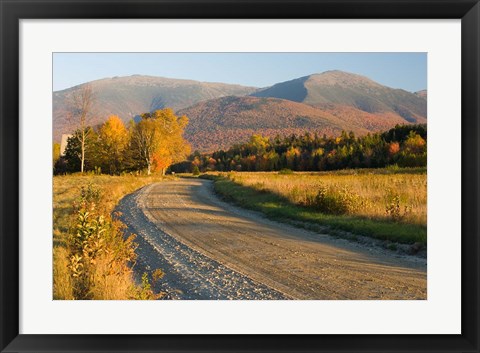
[65, 184, 161, 300]
[192, 165, 200, 176]
[67, 206, 137, 299]
[68, 210, 109, 299]
[313, 185, 362, 215]
[386, 164, 400, 171]
[278, 168, 294, 175]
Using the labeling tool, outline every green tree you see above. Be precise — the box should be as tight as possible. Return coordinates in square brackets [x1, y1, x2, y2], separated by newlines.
[64, 128, 97, 173]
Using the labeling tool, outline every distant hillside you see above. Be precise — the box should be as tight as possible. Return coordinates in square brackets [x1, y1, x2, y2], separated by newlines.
[178, 96, 372, 151]
[415, 90, 427, 100]
[52, 75, 256, 141]
[53, 70, 427, 152]
[252, 70, 427, 123]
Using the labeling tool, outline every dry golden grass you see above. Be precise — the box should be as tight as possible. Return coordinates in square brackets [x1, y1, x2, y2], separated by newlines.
[221, 169, 427, 226]
[53, 174, 165, 300]
[53, 247, 74, 300]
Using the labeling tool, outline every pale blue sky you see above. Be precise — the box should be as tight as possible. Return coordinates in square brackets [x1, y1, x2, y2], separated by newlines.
[53, 53, 427, 92]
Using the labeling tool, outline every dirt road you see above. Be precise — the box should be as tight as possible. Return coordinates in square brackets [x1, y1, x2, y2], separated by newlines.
[116, 178, 427, 300]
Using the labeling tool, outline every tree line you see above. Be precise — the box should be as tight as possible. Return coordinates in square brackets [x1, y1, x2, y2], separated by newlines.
[171, 124, 427, 173]
[54, 109, 191, 175]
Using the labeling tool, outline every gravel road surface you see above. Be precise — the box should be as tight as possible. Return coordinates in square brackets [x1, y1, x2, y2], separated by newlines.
[116, 178, 427, 300]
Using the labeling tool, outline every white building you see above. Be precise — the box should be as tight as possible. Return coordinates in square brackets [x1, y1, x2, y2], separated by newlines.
[60, 134, 72, 156]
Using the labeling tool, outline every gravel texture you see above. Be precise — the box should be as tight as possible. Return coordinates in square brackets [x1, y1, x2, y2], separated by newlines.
[116, 178, 427, 300]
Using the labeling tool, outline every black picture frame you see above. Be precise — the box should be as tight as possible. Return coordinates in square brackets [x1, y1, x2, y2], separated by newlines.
[1, 0, 479, 352]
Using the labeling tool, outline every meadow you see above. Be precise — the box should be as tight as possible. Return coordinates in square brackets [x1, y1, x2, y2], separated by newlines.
[53, 168, 427, 300]
[53, 174, 166, 300]
[211, 168, 427, 246]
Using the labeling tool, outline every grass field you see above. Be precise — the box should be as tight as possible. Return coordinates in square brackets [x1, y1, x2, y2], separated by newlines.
[54, 169, 426, 300]
[210, 168, 427, 246]
[53, 174, 166, 300]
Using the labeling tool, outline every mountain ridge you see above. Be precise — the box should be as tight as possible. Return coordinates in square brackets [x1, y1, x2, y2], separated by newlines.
[178, 95, 419, 151]
[53, 75, 257, 141]
[53, 71, 427, 151]
[252, 70, 427, 122]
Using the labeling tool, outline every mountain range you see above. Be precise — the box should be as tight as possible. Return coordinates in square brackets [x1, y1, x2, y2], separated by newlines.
[52, 75, 255, 142]
[53, 70, 427, 151]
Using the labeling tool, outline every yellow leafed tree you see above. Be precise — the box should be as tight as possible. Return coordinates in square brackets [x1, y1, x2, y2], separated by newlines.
[130, 108, 190, 175]
[97, 115, 129, 174]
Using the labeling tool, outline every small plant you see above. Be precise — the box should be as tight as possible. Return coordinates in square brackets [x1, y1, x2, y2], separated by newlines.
[137, 273, 153, 300]
[131, 272, 164, 300]
[385, 193, 402, 221]
[73, 183, 103, 212]
[152, 268, 165, 282]
[192, 165, 200, 176]
[278, 168, 293, 175]
[386, 164, 400, 171]
[71, 211, 107, 252]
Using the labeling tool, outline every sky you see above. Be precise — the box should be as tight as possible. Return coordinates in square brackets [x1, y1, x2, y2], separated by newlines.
[53, 52, 427, 92]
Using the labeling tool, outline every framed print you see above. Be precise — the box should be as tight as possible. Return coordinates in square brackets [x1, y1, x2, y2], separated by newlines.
[1, 0, 479, 352]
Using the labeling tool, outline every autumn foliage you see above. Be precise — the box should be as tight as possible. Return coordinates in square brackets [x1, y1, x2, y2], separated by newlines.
[56, 108, 190, 175]
[171, 124, 427, 173]
[96, 115, 129, 174]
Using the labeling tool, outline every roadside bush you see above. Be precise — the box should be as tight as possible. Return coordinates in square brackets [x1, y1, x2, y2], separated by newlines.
[312, 185, 362, 215]
[130, 272, 164, 300]
[65, 184, 160, 300]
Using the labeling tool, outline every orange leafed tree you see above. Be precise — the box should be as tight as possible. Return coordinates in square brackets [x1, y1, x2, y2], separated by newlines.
[152, 146, 173, 174]
[131, 108, 191, 175]
[388, 141, 400, 156]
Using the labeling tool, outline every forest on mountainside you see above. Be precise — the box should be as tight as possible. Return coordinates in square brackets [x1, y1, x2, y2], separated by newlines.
[171, 124, 427, 173]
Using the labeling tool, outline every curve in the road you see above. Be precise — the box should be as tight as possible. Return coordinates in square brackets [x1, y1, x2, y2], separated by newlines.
[116, 178, 427, 300]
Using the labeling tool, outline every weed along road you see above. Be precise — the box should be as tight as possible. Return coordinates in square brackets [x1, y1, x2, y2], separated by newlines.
[116, 178, 427, 300]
